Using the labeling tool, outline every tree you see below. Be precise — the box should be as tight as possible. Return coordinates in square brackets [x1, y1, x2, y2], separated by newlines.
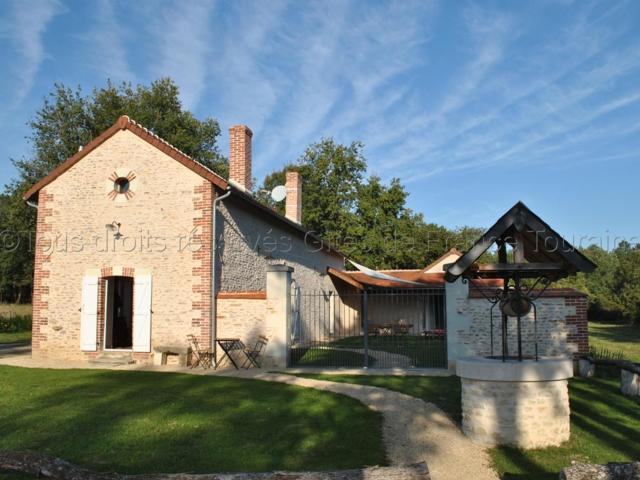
[258, 138, 484, 270]
[0, 185, 36, 303]
[259, 139, 366, 250]
[0, 78, 226, 303]
[15, 79, 226, 185]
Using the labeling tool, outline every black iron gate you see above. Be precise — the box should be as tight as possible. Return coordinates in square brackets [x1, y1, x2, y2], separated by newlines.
[288, 288, 447, 369]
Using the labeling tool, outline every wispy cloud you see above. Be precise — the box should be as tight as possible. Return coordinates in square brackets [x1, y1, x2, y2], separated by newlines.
[0, 0, 62, 109]
[209, 0, 288, 135]
[369, 1, 640, 183]
[249, 0, 437, 173]
[80, 0, 133, 83]
[147, 0, 216, 110]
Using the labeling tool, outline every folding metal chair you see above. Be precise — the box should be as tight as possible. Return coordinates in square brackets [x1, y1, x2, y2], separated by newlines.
[241, 336, 268, 369]
[187, 334, 214, 369]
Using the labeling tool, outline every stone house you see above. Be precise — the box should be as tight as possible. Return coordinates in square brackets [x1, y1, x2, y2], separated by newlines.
[24, 116, 343, 366]
[24, 116, 588, 369]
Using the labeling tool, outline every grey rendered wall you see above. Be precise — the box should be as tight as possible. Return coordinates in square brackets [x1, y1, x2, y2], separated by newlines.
[217, 198, 343, 293]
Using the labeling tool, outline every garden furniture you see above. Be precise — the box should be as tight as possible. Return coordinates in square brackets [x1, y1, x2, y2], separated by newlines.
[241, 335, 269, 368]
[216, 338, 245, 369]
[187, 335, 213, 369]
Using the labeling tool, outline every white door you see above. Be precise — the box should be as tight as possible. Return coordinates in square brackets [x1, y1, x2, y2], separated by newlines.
[80, 276, 99, 351]
[133, 274, 152, 352]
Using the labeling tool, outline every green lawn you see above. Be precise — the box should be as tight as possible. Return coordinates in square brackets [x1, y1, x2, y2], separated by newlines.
[290, 346, 373, 368]
[297, 374, 640, 479]
[295, 373, 461, 421]
[291, 335, 447, 368]
[589, 322, 640, 362]
[0, 366, 385, 475]
[0, 304, 32, 345]
[0, 331, 31, 344]
[491, 376, 640, 479]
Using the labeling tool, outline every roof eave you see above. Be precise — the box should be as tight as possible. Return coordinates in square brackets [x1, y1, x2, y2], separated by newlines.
[23, 115, 228, 202]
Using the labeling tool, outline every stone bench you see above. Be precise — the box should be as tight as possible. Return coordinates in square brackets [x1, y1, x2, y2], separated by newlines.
[153, 345, 190, 367]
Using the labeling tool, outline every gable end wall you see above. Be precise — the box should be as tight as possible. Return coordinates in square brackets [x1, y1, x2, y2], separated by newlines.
[31, 130, 212, 361]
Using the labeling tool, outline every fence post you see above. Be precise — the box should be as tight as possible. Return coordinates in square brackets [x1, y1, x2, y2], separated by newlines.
[363, 289, 369, 369]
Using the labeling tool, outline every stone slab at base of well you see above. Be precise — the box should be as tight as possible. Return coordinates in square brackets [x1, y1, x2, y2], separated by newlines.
[457, 356, 573, 449]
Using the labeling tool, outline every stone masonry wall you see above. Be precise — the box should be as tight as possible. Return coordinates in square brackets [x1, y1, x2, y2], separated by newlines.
[31, 129, 210, 362]
[216, 297, 267, 364]
[461, 377, 570, 448]
[456, 292, 588, 359]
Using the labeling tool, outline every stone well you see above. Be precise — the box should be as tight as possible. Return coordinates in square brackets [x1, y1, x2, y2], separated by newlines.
[456, 356, 573, 449]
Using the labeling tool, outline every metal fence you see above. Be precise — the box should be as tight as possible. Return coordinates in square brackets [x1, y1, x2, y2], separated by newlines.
[289, 288, 447, 369]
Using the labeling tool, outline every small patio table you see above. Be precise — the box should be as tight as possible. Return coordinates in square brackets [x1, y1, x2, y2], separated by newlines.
[215, 338, 246, 369]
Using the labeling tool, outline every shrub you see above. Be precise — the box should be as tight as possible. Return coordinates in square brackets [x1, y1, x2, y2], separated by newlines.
[0, 314, 32, 333]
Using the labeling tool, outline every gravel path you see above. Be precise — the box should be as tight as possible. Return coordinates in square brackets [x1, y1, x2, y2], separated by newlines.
[0, 349, 496, 480]
[331, 347, 414, 367]
[227, 371, 498, 480]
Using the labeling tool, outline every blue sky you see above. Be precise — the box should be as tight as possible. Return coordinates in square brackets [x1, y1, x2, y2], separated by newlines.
[1, 0, 639, 246]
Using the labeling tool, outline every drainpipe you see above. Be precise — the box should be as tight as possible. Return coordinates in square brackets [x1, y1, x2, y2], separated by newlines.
[211, 188, 232, 364]
[26, 200, 39, 209]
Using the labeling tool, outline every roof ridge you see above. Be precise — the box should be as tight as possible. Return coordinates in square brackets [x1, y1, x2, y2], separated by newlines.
[121, 115, 225, 184]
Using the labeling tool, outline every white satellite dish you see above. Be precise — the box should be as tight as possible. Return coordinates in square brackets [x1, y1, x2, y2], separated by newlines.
[271, 185, 287, 202]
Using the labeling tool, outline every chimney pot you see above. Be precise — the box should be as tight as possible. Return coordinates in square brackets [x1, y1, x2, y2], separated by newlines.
[285, 171, 302, 224]
[229, 125, 253, 192]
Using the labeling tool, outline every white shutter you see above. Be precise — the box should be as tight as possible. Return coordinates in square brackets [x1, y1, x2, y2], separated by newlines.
[80, 276, 99, 351]
[133, 274, 152, 352]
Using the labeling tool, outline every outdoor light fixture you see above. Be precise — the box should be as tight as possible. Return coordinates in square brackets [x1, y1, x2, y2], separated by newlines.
[105, 221, 122, 240]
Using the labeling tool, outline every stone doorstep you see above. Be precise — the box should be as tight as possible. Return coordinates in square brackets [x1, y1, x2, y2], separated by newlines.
[90, 351, 134, 366]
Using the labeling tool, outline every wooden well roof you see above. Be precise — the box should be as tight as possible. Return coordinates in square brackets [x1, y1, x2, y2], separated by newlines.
[445, 202, 597, 282]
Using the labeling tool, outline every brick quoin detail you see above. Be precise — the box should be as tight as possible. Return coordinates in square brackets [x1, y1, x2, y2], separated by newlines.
[192, 181, 213, 346]
[565, 295, 589, 358]
[32, 190, 54, 353]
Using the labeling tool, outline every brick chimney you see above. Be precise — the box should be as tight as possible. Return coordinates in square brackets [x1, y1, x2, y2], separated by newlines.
[285, 171, 302, 224]
[229, 125, 253, 192]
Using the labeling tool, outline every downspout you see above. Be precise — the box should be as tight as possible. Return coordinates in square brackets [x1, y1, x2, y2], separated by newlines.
[26, 200, 39, 209]
[211, 187, 232, 364]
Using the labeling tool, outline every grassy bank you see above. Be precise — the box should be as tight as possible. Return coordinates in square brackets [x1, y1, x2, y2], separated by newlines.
[589, 322, 640, 362]
[0, 366, 385, 475]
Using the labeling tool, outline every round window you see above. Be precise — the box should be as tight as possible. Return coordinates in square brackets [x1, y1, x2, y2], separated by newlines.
[114, 177, 130, 194]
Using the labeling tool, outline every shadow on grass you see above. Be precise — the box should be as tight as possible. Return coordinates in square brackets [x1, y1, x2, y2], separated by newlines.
[0, 365, 386, 474]
[291, 336, 447, 369]
[294, 374, 462, 422]
[490, 376, 640, 479]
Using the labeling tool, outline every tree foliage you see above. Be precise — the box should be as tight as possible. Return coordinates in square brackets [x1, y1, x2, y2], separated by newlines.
[0, 79, 225, 303]
[258, 138, 483, 270]
[15, 79, 226, 185]
[558, 243, 640, 324]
